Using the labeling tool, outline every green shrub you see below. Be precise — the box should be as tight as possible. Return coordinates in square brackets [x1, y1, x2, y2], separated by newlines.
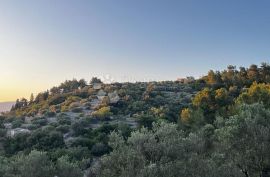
[11, 119, 23, 128]
[56, 125, 70, 134]
[48, 95, 66, 105]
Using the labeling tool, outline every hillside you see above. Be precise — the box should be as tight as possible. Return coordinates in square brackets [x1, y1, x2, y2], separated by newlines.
[6, 79, 198, 126]
[1, 63, 270, 177]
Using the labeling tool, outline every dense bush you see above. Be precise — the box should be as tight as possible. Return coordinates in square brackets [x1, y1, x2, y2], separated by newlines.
[48, 95, 67, 105]
[0, 150, 83, 177]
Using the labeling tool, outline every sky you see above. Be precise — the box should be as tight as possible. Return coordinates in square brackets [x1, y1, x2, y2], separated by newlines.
[0, 0, 270, 102]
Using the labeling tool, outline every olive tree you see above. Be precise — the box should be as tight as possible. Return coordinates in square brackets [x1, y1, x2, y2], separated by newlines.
[216, 103, 270, 177]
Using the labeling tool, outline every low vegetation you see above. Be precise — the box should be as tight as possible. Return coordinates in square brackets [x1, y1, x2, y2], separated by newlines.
[0, 63, 270, 177]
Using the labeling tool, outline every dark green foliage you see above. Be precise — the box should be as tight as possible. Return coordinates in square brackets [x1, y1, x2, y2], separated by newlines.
[137, 114, 156, 129]
[90, 77, 102, 84]
[216, 103, 270, 177]
[71, 120, 88, 136]
[57, 115, 72, 125]
[11, 119, 23, 128]
[34, 91, 49, 103]
[3, 133, 29, 155]
[117, 123, 132, 139]
[70, 137, 95, 149]
[45, 111, 56, 117]
[56, 124, 70, 133]
[55, 155, 83, 177]
[49, 146, 91, 163]
[27, 130, 65, 151]
[9, 150, 55, 177]
[32, 117, 47, 127]
[93, 122, 242, 177]
[91, 142, 110, 156]
[48, 94, 66, 105]
[71, 107, 83, 113]
[0, 150, 83, 177]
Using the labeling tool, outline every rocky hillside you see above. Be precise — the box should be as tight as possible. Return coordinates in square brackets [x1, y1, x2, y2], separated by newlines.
[1, 63, 270, 177]
[0, 78, 198, 160]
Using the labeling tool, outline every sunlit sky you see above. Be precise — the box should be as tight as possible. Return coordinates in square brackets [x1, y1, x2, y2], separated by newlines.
[0, 0, 270, 102]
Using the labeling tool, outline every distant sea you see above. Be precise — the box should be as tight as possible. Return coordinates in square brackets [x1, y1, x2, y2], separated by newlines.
[0, 102, 14, 113]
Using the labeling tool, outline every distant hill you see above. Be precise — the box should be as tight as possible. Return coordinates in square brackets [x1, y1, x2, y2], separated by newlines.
[0, 102, 14, 113]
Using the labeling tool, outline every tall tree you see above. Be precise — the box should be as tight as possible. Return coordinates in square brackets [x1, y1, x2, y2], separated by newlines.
[216, 103, 270, 177]
[247, 64, 259, 82]
[260, 62, 270, 83]
[29, 93, 34, 104]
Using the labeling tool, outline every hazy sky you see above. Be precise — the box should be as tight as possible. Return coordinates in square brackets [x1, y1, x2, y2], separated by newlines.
[0, 0, 270, 101]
